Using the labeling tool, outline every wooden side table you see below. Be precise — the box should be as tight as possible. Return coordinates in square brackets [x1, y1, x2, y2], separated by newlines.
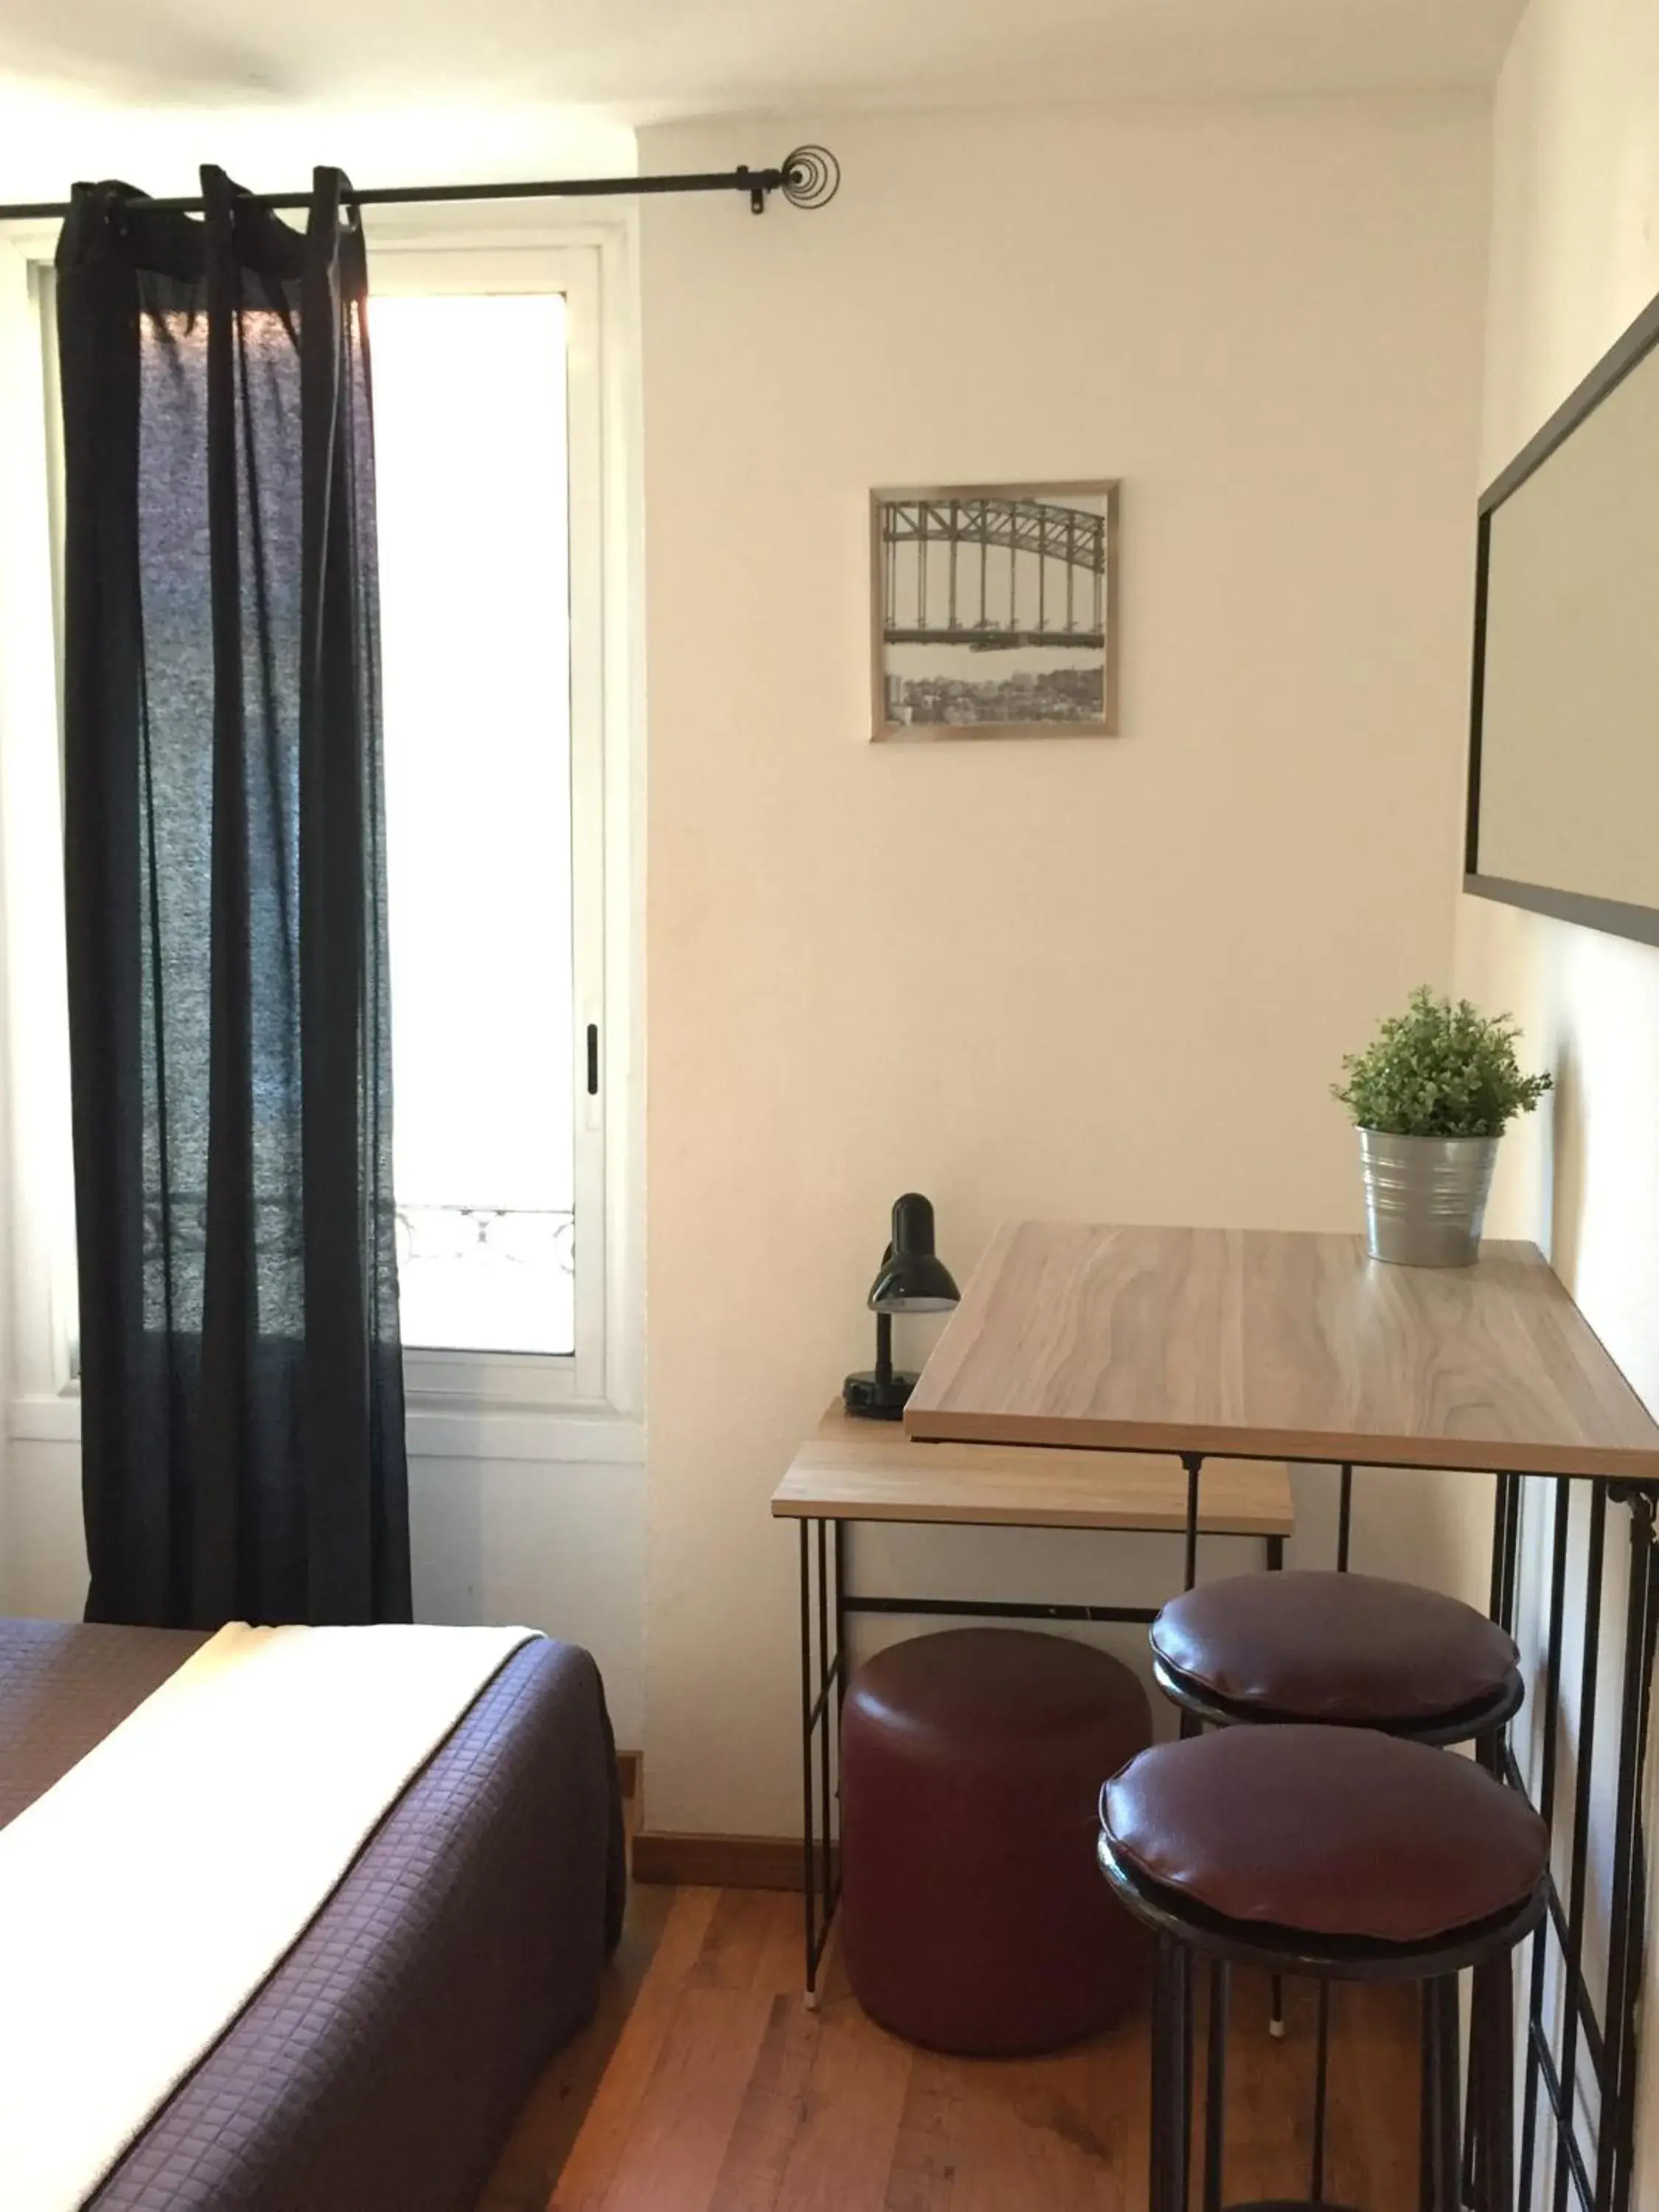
[771, 1404, 1294, 1998]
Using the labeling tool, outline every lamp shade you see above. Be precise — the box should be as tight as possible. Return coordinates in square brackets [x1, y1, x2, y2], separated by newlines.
[867, 1193, 960, 1314]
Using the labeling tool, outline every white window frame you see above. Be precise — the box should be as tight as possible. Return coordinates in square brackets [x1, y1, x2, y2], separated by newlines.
[0, 219, 77, 1435]
[0, 209, 644, 1461]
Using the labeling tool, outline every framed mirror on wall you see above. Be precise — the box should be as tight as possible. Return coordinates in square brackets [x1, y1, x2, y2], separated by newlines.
[1467, 281, 1659, 947]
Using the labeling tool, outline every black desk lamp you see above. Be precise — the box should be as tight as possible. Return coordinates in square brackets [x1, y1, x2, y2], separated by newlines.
[843, 1193, 961, 1420]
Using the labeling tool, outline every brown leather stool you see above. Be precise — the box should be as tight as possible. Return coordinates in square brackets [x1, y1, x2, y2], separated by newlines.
[1099, 1725, 1548, 2212]
[1152, 1568, 1526, 2056]
[1150, 1570, 1523, 1750]
[841, 1627, 1152, 2055]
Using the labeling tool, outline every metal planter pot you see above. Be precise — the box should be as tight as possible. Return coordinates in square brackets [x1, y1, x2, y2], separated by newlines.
[1357, 1129, 1500, 1268]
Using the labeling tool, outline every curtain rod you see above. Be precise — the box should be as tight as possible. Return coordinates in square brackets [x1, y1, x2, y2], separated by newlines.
[0, 142, 841, 224]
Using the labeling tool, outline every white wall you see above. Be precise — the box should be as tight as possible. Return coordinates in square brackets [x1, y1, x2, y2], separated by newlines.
[0, 1434, 646, 1740]
[1454, 0, 1659, 2184]
[1459, 0, 1659, 1413]
[639, 96, 1492, 1836]
[0, 83, 634, 204]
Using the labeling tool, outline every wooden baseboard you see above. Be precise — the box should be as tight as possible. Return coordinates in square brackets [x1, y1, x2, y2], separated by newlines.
[632, 1829, 833, 1891]
[615, 1748, 641, 1804]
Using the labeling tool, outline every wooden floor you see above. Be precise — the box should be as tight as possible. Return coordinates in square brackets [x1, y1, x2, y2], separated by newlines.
[479, 1880, 1424, 2212]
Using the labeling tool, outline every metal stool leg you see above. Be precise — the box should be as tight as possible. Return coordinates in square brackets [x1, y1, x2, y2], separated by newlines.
[1310, 1978, 1332, 2202]
[1464, 1739, 1504, 2211]
[1419, 1980, 1437, 2212]
[1150, 1934, 1192, 2212]
[1203, 1958, 1229, 2212]
[1186, 1955, 1194, 2212]
[1178, 1949, 1194, 2211]
[1464, 2011, 1484, 2212]
[1433, 1974, 1462, 2212]
[1475, 1953, 1515, 2212]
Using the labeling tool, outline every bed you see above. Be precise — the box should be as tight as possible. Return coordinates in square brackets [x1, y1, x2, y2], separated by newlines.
[0, 1616, 625, 2212]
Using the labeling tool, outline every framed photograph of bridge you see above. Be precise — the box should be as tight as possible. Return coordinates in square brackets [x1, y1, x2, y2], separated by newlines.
[871, 480, 1119, 740]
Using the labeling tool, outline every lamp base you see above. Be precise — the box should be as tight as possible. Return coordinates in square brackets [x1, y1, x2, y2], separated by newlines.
[842, 1368, 918, 1421]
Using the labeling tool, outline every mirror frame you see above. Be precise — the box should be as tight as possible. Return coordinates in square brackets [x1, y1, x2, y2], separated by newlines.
[1465, 278, 1659, 947]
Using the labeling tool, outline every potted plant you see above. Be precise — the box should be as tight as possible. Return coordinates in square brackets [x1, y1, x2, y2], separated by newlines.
[1333, 987, 1552, 1267]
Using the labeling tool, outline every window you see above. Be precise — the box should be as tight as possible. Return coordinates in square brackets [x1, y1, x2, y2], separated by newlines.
[366, 237, 630, 1411]
[374, 286, 580, 1363]
[0, 223, 639, 1430]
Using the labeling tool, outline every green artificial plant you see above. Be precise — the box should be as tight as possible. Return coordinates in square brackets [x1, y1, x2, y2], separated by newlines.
[1333, 986, 1552, 1139]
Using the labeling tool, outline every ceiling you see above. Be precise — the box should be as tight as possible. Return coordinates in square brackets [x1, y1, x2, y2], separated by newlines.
[0, 0, 1523, 119]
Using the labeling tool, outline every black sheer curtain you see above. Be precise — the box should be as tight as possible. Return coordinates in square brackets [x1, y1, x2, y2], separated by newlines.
[56, 166, 411, 1628]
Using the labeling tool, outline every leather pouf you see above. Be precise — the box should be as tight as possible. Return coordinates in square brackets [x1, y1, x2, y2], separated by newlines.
[840, 1627, 1152, 2055]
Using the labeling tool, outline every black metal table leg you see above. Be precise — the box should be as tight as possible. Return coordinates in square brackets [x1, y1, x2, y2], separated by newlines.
[799, 1512, 845, 2003]
[1335, 1461, 1354, 1573]
[1490, 1470, 1520, 1635]
[816, 1516, 832, 1968]
[1180, 1455, 1204, 1745]
[799, 1517, 818, 1997]
[1182, 1453, 1203, 1594]
[1266, 1526, 1287, 2039]
[834, 1518, 848, 1743]
[1518, 1480, 1574, 2209]
[1596, 1487, 1659, 2212]
[1551, 1486, 1608, 2212]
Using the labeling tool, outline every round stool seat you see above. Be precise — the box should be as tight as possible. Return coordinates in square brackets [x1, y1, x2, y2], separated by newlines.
[1151, 1570, 1520, 1729]
[1102, 1725, 1548, 1944]
[841, 1628, 1152, 2055]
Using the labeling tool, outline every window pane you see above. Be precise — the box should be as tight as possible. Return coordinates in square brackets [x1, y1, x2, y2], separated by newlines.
[373, 293, 574, 1355]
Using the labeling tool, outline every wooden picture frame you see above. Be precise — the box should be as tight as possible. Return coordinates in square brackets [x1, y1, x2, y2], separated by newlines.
[870, 479, 1120, 742]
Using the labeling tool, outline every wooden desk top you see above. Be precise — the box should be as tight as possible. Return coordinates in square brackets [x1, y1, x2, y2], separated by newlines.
[905, 1222, 1659, 1481]
[771, 1405, 1294, 1534]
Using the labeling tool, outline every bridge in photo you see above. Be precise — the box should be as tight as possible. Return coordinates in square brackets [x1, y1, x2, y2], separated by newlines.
[880, 496, 1107, 651]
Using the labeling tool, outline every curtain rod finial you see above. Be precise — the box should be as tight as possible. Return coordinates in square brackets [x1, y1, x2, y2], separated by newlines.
[781, 146, 839, 212]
